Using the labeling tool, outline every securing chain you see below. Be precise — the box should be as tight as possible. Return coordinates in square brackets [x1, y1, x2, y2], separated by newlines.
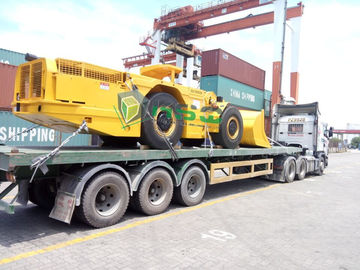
[29, 121, 89, 183]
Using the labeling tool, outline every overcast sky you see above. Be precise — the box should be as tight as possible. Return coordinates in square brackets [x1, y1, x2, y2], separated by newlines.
[1, 0, 359, 129]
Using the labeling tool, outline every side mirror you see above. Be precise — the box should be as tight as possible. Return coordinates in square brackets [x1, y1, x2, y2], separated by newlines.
[329, 127, 334, 137]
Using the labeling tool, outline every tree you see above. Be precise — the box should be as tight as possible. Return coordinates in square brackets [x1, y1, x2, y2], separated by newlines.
[329, 137, 341, 148]
[351, 136, 360, 148]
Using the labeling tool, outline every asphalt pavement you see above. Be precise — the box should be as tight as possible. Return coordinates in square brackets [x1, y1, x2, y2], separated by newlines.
[0, 151, 359, 269]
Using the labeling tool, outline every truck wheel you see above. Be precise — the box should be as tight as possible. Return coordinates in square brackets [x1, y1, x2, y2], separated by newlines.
[174, 166, 206, 206]
[211, 106, 243, 149]
[284, 158, 296, 183]
[134, 168, 173, 215]
[28, 179, 57, 210]
[315, 156, 325, 176]
[77, 172, 129, 228]
[296, 159, 307, 180]
[141, 93, 183, 149]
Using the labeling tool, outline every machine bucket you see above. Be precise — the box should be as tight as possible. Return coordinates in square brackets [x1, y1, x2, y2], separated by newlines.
[239, 109, 270, 148]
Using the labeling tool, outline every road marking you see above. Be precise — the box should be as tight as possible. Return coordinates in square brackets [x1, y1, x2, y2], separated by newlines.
[0, 184, 279, 265]
[201, 230, 237, 242]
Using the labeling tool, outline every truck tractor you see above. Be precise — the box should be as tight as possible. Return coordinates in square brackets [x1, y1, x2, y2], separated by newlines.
[271, 102, 333, 178]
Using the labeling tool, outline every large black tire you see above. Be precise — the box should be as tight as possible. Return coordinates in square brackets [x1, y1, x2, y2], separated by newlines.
[174, 166, 206, 206]
[284, 158, 296, 183]
[141, 93, 183, 149]
[133, 168, 173, 215]
[28, 178, 57, 210]
[210, 106, 243, 149]
[296, 158, 307, 180]
[76, 172, 129, 228]
[315, 156, 325, 176]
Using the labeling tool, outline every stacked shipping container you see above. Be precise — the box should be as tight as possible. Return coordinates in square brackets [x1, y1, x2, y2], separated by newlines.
[0, 48, 92, 146]
[0, 63, 17, 111]
[200, 49, 271, 135]
[0, 48, 26, 66]
[201, 49, 265, 90]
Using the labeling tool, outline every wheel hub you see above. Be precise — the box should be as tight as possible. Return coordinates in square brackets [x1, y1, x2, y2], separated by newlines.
[187, 176, 201, 197]
[148, 179, 165, 205]
[157, 111, 172, 132]
[228, 120, 238, 136]
[96, 193, 106, 203]
[95, 184, 121, 217]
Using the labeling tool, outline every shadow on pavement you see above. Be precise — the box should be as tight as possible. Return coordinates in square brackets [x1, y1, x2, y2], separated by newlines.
[0, 177, 279, 248]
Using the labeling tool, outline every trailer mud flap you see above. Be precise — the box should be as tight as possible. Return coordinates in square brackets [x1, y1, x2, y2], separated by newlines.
[49, 191, 76, 224]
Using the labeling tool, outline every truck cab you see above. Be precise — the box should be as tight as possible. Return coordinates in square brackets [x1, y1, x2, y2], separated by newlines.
[272, 102, 332, 169]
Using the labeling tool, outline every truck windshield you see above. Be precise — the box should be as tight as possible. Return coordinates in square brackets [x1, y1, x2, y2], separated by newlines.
[288, 124, 303, 133]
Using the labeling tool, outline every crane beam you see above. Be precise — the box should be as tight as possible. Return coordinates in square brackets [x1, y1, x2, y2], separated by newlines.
[155, 0, 272, 30]
[184, 4, 303, 40]
[123, 52, 177, 69]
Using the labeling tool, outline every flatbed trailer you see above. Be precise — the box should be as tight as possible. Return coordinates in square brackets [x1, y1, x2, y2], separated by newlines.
[0, 145, 307, 228]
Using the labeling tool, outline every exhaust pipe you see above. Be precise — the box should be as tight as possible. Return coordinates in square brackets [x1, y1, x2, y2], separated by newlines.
[25, 53, 38, 61]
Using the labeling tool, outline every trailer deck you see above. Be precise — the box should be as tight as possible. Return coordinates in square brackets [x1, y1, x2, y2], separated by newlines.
[0, 145, 301, 171]
[0, 145, 303, 224]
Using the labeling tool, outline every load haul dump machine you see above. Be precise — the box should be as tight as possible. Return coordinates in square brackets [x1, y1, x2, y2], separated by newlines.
[12, 57, 270, 149]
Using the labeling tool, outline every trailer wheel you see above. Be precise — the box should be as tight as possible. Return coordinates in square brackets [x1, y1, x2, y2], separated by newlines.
[175, 166, 206, 206]
[315, 156, 325, 176]
[28, 179, 57, 210]
[141, 93, 183, 149]
[77, 172, 129, 228]
[296, 159, 307, 180]
[211, 106, 243, 149]
[134, 168, 173, 215]
[284, 158, 296, 183]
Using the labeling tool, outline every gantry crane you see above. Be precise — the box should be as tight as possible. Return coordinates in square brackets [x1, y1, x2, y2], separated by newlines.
[122, 0, 303, 105]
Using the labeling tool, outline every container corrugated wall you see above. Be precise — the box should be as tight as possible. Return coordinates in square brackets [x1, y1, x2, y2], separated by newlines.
[0, 111, 91, 146]
[0, 63, 17, 110]
[264, 90, 272, 117]
[264, 90, 272, 136]
[201, 49, 265, 90]
[0, 48, 26, 66]
[200, 75, 265, 111]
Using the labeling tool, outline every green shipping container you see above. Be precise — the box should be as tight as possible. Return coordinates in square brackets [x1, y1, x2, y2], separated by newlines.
[264, 90, 272, 117]
[0, 111, 91, 147]
[200, 75, 265, 111]
[0, 48, 26, 66]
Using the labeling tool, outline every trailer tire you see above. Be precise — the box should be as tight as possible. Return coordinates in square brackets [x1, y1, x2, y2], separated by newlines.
[211, 106, 243, 149]
[284, 158, 296, 183]
[77, 172, 129, 228]
[133, 168, 173, 215]
[296, 159, 307, 180]
[28, 179, 57, 210]
[174, 166, 206, 206]
[315, 156, 325, 176]
[141, 93, 183, 149]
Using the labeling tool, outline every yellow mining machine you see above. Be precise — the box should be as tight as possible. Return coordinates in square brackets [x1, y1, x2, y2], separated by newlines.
[12, 58, 270, 149]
